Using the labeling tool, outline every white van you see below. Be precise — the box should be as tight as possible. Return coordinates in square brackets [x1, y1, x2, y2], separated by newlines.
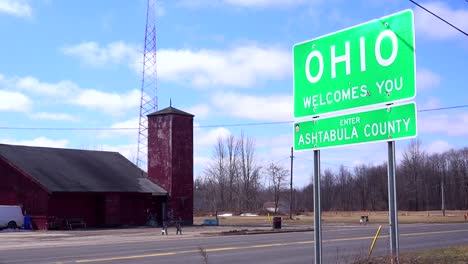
[0, 205, 24, 229]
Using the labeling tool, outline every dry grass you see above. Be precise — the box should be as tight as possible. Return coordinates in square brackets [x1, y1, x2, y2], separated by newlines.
[354, 244, 468, 263]
[195, 210, 468, 226]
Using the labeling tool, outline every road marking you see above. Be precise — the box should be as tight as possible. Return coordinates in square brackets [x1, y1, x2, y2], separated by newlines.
[75, 241, 313, 263]
[74, 228, 468, 263]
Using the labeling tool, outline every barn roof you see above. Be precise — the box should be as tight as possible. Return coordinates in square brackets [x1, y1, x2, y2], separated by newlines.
[0, 144, 167, 195]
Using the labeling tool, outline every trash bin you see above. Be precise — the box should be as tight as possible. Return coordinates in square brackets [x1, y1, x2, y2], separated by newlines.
[24, 215, 32, 230]
[272, 217, 282, 229]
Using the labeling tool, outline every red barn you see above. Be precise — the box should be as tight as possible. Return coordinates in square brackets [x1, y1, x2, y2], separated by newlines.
[0, 105, 194, 229]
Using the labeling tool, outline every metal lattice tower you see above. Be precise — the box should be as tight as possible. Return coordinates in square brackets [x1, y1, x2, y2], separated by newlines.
[137, 0, 158, 170]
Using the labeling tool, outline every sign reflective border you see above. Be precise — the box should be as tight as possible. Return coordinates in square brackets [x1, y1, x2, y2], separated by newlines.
[293, 9, 415, 118]
[294, 102, 417, 151]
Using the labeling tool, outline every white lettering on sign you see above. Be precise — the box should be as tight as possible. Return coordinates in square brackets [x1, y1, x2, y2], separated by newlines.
[340, 117, 361, 126]
[305, 29, 399, 84]
[305, 50, 323, 84]
[298, 126, 359, 145]
[375, 30, 398, 67]
[331, 41, 350, 79]
[376, 77, 403, 94]
[296, 116, 413, 147]
[363, 118, 411, 137]
[360, 37, 366, 72]
[302, 84, 368, 108]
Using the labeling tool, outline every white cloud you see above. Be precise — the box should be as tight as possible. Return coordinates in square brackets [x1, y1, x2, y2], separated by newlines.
[0, 0, 32, 17]
[15, 76, 77, 97]
[155, 2, 165, 16]
[416, 69, 441, 92]
[417, 97, 440, 111]
[194, 156, 211, 170]
[194, 126, 231, 147]
[62, 41, 291, 88]
[98, 117, 139, 139]
[158, 45, 291, 87]
[193, 126, 232, 177]
[110, 117, 139, 130]
[1, 73, 142, 115]
[29, 112, 78, 122]
[95, 143, 138, 164]
[187, 104, 210, 119]
[0, 90, 32, 112]
[426, 140, 453, 154]
[62, 41, 139, 67]
[1, 137, 69, 148]
[211, 92, 292, 121]
[414, 2, 468, 39]
[418, 112, 468, 136]
[71, 89, 141, 115]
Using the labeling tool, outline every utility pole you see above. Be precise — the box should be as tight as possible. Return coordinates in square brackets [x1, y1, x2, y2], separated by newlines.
[289, 147, 294, 220]
[441, 158, 447, 217]
[441, 179, 445, 217]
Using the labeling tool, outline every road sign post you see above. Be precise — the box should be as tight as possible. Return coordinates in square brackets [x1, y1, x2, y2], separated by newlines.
[313, 149, 322, 264]
[388, 141, 399, 261]
[293, 9, 415, 118]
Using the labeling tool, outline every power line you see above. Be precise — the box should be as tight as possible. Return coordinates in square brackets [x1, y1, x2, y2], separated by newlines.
[418, 105, 468, 112]
[409, 0, 468, 37]
[0, 104, 466, 131]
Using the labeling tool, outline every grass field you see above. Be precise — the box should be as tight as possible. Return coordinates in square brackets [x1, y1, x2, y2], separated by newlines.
[195, 210, 468, 226]
[355, 244, 468, 263]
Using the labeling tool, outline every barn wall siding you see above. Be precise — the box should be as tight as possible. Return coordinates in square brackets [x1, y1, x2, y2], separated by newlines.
[0, 158, 49, 216]
[49, 192, 100, 227]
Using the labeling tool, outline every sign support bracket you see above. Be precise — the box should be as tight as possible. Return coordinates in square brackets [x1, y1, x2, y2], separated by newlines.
[314, 149, 322, 264]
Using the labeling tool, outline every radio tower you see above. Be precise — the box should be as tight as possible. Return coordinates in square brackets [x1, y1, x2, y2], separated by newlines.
[137, 0, 158, 170]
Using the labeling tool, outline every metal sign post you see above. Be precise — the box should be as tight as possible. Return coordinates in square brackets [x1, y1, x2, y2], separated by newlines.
[387, 141, 399, 261]
[314, 149, 322, 264]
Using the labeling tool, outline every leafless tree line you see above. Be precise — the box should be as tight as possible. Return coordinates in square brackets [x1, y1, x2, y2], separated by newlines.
[195, 133, 263, 213]
[195, 137, 468, 214]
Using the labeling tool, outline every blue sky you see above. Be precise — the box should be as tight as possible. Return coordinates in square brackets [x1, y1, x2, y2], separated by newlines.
[0, 0, 466, 187]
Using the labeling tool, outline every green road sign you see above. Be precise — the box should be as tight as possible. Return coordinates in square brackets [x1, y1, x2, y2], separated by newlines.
[293, 10, 415, 118]
[294, 102, 417, 150]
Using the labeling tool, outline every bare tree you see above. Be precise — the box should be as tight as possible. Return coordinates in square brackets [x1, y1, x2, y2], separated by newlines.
[226, 135, 240, 211]
[205, 137, 229, 210]
[266, 163, 288, 213]
[196, 137, 468, 214]
[238, 132, 262, 211]
[401, 139, 426, 211]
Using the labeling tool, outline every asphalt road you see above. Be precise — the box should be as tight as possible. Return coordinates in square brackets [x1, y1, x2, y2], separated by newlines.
[1, 223, 467, 264]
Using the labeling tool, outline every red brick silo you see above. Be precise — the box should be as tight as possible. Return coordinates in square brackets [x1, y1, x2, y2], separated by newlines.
[147, 106, 194, 225]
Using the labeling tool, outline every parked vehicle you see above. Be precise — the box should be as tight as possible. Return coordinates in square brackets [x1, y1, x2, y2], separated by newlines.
[0, 205, 24, 229]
